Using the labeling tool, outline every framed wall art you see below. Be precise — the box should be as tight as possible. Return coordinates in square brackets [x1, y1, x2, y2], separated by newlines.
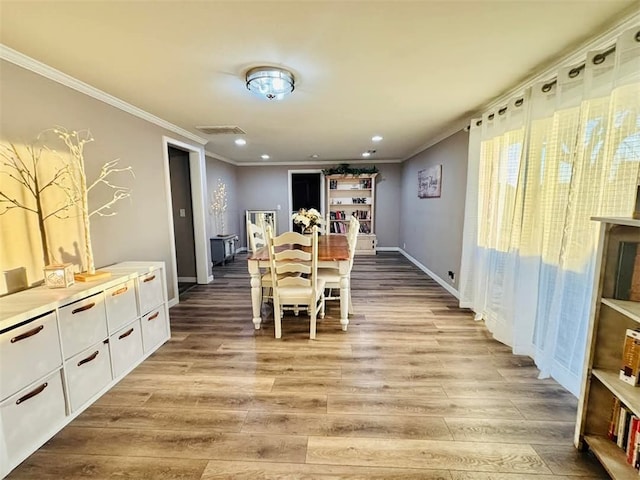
[418, 164, 442, 198]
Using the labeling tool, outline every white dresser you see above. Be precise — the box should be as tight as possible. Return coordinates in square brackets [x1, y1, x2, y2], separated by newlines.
[0, 261, 170, 478]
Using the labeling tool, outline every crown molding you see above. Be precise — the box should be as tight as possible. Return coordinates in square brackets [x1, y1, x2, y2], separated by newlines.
[0, 44, 208, 146]
[406, 8, 640, 158]
[236, 158, 403, 167]
[403, 118, 470, 161]
[478, 8, 640, 114]
[204, 150, 236, 165]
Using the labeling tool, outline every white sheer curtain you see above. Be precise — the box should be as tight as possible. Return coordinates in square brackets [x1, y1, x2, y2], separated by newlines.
[459, 26, 640, 395]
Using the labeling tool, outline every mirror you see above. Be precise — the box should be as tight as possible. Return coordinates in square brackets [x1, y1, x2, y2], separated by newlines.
[245, 210, 277, 252]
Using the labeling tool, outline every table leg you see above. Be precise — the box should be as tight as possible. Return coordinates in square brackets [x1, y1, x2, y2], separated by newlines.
[248, 261, 262, 329]
[339, 262, 350, 331]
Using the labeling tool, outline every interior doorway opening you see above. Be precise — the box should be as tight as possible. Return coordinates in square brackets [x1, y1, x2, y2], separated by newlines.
[168, 146, 197, 294]
[288, 170, 324, 232]
[162, 136, 210, 306]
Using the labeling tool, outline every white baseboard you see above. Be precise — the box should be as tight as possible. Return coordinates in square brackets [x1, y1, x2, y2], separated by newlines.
[178, 276, 197, 283]
[398, 248, 460, 300]
[376, 246, 400, 252]
[168, 296, 179, 307]
[207, 275, 214, 283]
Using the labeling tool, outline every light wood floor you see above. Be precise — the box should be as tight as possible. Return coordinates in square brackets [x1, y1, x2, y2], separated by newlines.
[8, 253, 608, 479]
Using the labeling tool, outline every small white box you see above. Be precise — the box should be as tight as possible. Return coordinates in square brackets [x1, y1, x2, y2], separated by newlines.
[43, 264, 75, 288]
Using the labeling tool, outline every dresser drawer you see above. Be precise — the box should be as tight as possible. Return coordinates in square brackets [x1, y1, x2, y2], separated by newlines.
[110, 320, 143, 378]
[141, 306, 169, 353]
[1, 370, 66, 463]
[0, 312, 62, 401]
[64, 341, 112, 412]
[104, 279, 138, 333]
[138, 269, 164, 314]
[58, 293, 107, 359]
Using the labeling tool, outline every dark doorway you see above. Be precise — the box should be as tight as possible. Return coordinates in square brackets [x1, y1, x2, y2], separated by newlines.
[168, 146, 197, 287]
[291, 172, 322, 233]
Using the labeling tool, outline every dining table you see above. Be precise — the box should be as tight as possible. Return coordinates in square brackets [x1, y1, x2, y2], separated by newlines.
[247, 234, 351, 331]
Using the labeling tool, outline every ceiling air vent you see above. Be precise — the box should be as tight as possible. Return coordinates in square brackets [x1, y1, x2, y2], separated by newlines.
[196, 125, 246, 135]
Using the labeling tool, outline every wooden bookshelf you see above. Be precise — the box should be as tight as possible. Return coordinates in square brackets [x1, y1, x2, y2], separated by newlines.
[325, 173, 378, 255]
[593, 369, 640, 417]
[576, 217, 640, 478]
[584, 435, 639, 480]
[602, 298, 640, 324]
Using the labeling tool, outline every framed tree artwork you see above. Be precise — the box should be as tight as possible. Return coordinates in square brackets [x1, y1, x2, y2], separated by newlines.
[418, 165, 442, 198]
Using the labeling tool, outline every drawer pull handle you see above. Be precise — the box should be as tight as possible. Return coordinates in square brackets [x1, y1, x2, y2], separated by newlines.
[148, 312, 159, 321]
[77, 350, 99, 367]
[118, 328, 135, 340]
[11, 325, 44, 343]
[143, 275, 156, 283]
[112, 286, 128, 296]
[72, 302, 95, 314]
[16, 383, 48, 405]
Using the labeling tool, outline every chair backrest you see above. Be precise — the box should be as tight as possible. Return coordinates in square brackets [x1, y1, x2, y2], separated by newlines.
[247, 218, 267, 253]
[266, 225, 319, 297]
[347, 216, 360, 266]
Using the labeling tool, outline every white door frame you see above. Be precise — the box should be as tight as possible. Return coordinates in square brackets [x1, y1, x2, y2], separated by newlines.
[287, 169, 325, 231]
[162, 136, 211, 306]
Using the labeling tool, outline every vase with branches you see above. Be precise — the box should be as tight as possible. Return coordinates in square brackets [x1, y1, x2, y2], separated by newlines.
[210, 178, 227, 236]
[51, 127, 134, 278]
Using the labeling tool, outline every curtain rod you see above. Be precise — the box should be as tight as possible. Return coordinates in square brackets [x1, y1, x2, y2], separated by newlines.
[541, 44, 617, 93]
[466, 31, 639, 130]
[462, 11, 640, 133]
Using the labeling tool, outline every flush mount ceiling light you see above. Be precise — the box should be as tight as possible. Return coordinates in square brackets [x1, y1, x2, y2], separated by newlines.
[261, 154, 270, 160]
[246, 66, 295, 100]
[372, 135, 383, 142]
[234, 138, 246, 146]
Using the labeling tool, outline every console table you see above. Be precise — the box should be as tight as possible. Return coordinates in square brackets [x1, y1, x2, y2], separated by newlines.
[210, 234, 238, 266]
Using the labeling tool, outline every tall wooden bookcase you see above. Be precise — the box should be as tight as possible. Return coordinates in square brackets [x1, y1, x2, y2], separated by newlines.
[325, 173, 377, 255]
[575, 217, 640, 479]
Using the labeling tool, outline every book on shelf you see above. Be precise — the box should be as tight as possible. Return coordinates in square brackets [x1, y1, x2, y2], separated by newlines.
[614, 241, 640, 302]
[619, 406, 631, 448]
[608, 403, 640, 471]
[621, 329, 640, 386]
[628, 416, 639, 464]
[610, 397, 621, 441]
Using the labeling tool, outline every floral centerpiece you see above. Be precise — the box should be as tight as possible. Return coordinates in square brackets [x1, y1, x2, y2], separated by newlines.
[292, 208, 322, 233]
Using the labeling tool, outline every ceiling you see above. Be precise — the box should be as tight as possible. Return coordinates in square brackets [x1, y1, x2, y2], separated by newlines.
[0, 1, 637, 165]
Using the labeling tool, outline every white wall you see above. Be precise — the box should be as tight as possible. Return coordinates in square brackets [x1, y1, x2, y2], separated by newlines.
[205, 156, 239, 240]
[1, 58, 470, 302]
[0, 60, 203, 300]
[235, 163, 402, 249]
[400, 130, 469, 291]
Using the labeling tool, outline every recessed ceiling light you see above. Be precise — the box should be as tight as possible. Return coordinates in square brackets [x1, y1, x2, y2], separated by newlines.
[234, 138, 247, 146]
[261, 154, 270, 160]
[310, 154, 319, 159]
[361, 152, 371, 158]
[372, 135, 383, 142]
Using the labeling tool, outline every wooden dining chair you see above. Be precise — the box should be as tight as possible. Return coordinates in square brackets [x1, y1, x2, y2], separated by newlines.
[317, 215, 359, 315]
[265, 225, 325, 339]
[247, 217, 267, 253]
[247, 216, 276, 305]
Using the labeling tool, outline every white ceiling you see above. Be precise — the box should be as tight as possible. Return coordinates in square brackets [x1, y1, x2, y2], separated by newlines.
[0, 1, 637, 165]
